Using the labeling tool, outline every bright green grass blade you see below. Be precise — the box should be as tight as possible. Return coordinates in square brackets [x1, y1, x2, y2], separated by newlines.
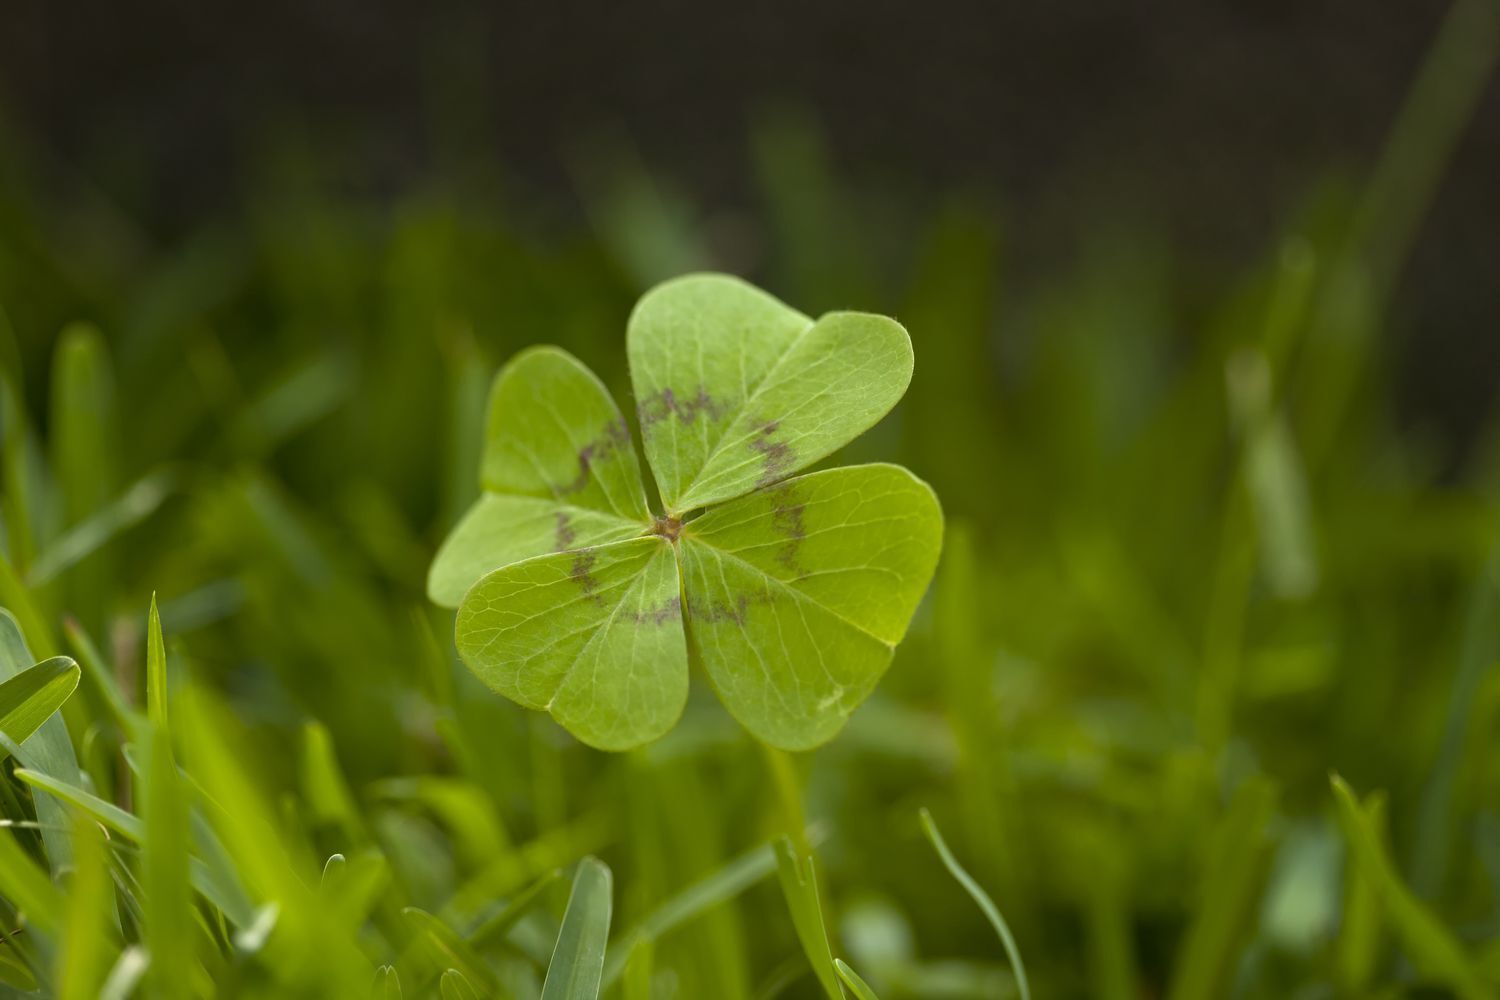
[14, 768, 256, 926]
[143, 723, 193, 1000]
[0, 825, 61, 936]
[56, 813, 117, 1000]
[146, 594, 168, 730]
[679, 463, 942, 749]
[0, 611, 81, 871]
[300, 719, 367, 844]
[834, 959, 882, 1000]
[430, 346, 651, 606]
[456, 536, 686, 750]
[540, 857, 613, 1000]
[97, 947, 148, 1000]
[440, 968, 482, 1000]
[371, 965, 402, 999]
[1330, 775, 1495, 1000]
[403, 907, 498, 994]
[602, 837, 785, 988]
[628, 273, 913, 512]
[772, 838, 842, 1000]
[919, 808, 1030, 1000]
[0, 656, 79, 751]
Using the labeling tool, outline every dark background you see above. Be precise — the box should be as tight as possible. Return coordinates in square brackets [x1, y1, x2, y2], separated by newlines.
[2, 0, 1496, 452]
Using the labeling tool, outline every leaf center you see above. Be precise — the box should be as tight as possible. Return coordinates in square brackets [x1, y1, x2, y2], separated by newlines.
[649, 515, 684, 542]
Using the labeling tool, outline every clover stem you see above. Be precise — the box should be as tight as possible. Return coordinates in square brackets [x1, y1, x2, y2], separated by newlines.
[761, 743, 812, 858]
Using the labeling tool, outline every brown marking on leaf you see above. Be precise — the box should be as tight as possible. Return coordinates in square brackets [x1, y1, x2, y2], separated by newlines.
[569, 548, 603, 602]
[749, 419, 795, 488]
[627, 595, 682, 626]
[684, 592, 752, 625]
[553, 510, 577, 551]
[769, 486, 807, 573]
[557, 417, 632, 496]
[638, 386, 727, 428]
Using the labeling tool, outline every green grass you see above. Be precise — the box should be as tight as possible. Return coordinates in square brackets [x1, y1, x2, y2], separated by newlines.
[1, 3, 1499, 996]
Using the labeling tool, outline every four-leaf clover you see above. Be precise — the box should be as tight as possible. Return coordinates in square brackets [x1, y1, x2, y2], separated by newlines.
[428, 274, 943, 751]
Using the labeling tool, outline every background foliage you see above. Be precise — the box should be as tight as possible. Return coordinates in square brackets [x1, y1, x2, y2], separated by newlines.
[2, 2, 1500, 996]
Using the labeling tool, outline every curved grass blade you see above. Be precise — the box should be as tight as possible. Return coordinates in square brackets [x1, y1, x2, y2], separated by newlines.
[440, 968, 482, 1000]
[14, 768, 256, 926]
[0, 824, 62, 935]
[403, 907, 497, 994]
[834, 959, 882, 1000]
[602, 836, 786, 988]
[540, 856, 613, 1000]
[26, 470, 177, 586]
[371, 965, 402, 999]
[772, 838, 841, 1000]
[919, 808, 1030, 1000]
[1330, 775, 1494, 1000]
[0, 656, 80, 752]
[0, 612, 81, 871]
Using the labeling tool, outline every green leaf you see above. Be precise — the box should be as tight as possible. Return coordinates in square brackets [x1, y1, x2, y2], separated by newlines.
[628, 273, 912, 512]
[0, 825, 62, 936]
[15, 768, 257, 927]
[0, 612, 83, 873]
[834, 959, 882, 1000]
[540, 856, 613, 1000]
[146, 594, 168, 730]
[56, 814, 117, 1000]
[429, 347, 650, 607]
[439, 969, 481, 1000]
[371, 965, 402, 1000]
[919, 808, 1031, 1000]
[679, 465, 941, 748]
[601, 837, 788, 988]
[772, 838, 842, 1000]
[1330, 775, 1494, 1000]
[0, 656, 80, 751]
[439, 277, 942, 751]
[142, 724, 192, 1000]
[456, 537, 687, 750]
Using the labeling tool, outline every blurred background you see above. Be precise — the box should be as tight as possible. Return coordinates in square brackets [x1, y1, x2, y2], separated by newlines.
[2, 0, 1500, 996]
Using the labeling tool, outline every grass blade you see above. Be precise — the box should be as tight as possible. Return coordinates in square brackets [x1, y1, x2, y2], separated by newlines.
[602, 837, 784, 988]
[772, 838, 842, 1000]
[834, 959, 882, 1000]
[1330, 775, 1494, 1000]
[56, 812, 118, 999]
[146, 594, 168, 730]
[14, 767, 256, 926]
[0, 612, 81, 872]
[142, 723, 193, 1000]
[540, 856, 613, 1000]
[0, 656, 80, 751]
[0, 824, 62, 936]
[919, 808, 1030, 1000]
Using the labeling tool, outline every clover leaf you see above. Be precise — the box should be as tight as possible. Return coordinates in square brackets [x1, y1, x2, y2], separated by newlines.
[429, 273, 942, 751]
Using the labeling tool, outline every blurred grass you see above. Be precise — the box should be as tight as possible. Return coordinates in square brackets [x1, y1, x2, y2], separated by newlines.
[0, 2, 1499, 996]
